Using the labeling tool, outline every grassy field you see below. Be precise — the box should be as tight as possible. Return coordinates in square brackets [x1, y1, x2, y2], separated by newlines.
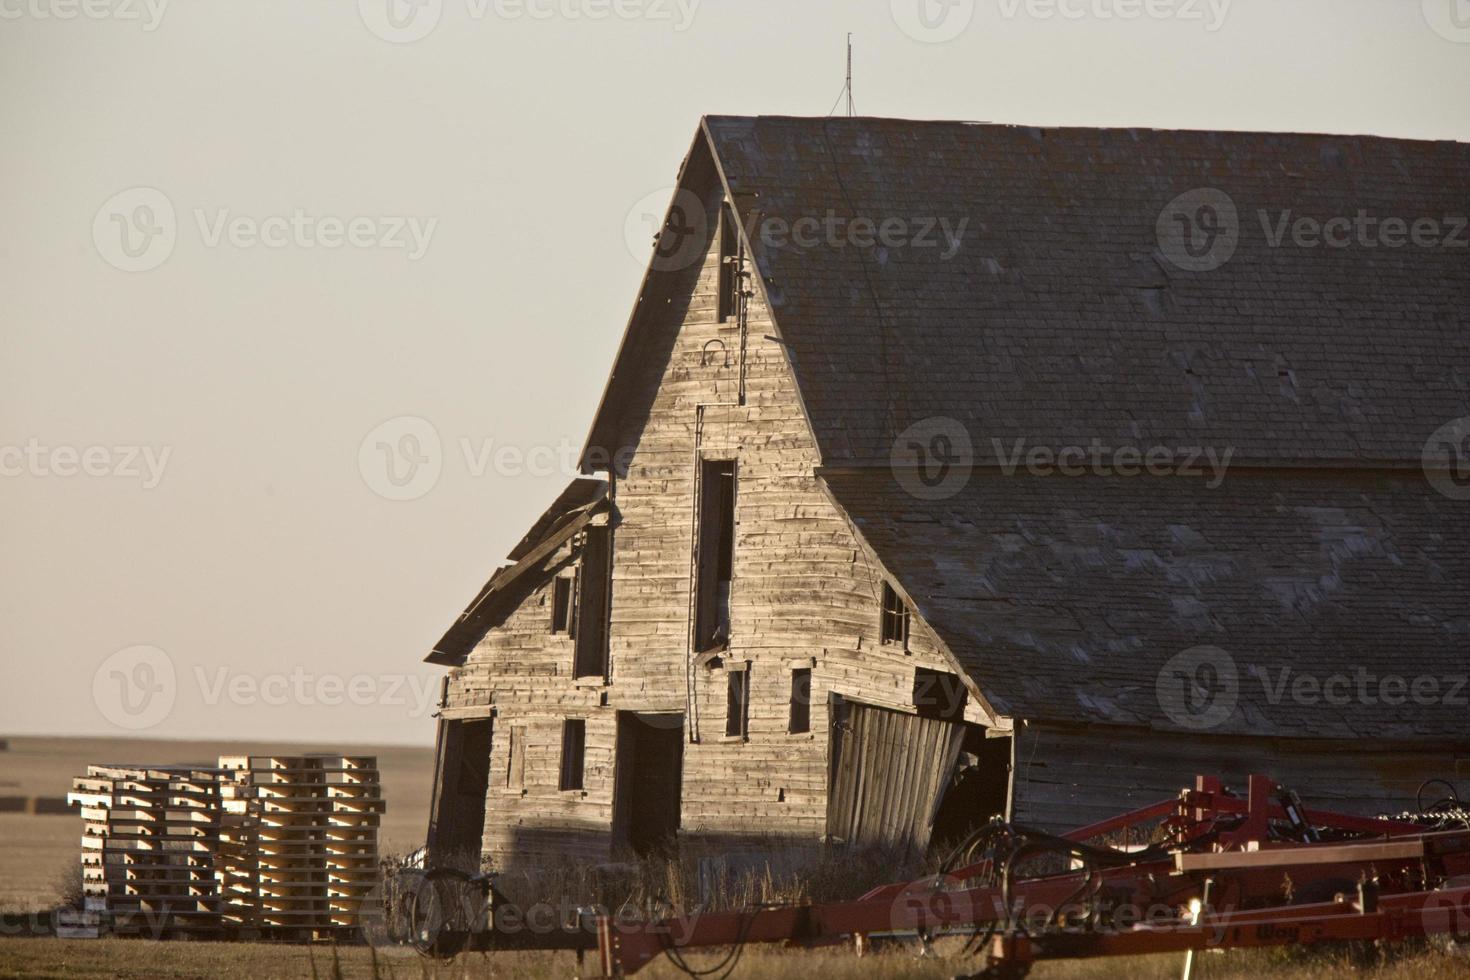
[0, 735, 433, 912]
[0, 937, 1466, 980]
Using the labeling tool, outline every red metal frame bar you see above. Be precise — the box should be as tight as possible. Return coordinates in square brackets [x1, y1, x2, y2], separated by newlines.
[986, 884, 1470, 965]
[1058, 797, 1181, 845]
[1182, 786, 1427, 840]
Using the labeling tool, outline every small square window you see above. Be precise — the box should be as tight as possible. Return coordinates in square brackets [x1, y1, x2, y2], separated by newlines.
[559, 719, 586, 790]
[881, 582, 910, 649]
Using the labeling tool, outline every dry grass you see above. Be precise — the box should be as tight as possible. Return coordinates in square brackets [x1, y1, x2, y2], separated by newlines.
[0, 937, 1466, 980]
[484, 841, 926, 924]
[0, 814, 78, 913]
[0, 735, 433, 913]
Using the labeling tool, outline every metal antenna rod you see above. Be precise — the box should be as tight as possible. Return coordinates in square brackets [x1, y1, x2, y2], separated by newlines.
[845, 33, 854, 116]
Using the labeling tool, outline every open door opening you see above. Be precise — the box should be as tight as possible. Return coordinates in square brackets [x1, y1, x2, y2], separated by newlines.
[427, 718, 492, 869]
[930, 727, 1012, 851]
[613, 712, 684, 857]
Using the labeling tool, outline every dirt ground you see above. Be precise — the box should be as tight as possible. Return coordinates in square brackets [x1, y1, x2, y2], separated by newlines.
[0, 936, 1467, 980]
[0, 735, 433, 912]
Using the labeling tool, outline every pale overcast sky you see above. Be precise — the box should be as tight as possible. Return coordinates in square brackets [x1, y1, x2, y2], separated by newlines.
[3, 0, 1467, 745]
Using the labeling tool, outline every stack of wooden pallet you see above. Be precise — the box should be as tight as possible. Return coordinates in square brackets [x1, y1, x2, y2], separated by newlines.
[66, 765, 224, 938]
[67, 754, 383, 940]
[216, 780, 262, 931]
[217, 755, 384, 935]
[321, 756, 384, 929]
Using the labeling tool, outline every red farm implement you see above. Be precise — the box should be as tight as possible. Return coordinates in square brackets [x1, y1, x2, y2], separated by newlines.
[591, 774, 1470, 978]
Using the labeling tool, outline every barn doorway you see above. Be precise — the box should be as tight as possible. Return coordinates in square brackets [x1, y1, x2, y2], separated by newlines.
[613, 712, 684, 856]
[427, 717, 492, 868]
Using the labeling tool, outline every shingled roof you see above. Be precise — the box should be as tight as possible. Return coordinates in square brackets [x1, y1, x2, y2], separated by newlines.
[703, 115, 1470, 464]
[823, 467, 1469, 739]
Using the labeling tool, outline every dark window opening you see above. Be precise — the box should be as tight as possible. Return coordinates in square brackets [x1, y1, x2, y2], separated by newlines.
[573, 526, 611, 678]
[725, 665, 750, 739]
[718, 202, 740, 322]
[788, 668, 811, 734]
[914, 668, 968, 722]
[881, 582, 910, 649]
[551, 576, 574, 635]
[559, 719, 586, 790]
[695, 459, 736, 651]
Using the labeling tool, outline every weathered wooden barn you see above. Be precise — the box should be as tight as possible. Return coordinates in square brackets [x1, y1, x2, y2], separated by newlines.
[423, 116, 1470, 869]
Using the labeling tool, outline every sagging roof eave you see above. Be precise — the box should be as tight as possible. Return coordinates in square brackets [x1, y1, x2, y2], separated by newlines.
[506, 478, 610, 562]
[423, 491, 610, 667]
[811, 472, 1006, 730]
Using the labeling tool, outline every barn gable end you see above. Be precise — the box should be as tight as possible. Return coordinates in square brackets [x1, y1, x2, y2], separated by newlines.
[433, 127, 990, 867]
